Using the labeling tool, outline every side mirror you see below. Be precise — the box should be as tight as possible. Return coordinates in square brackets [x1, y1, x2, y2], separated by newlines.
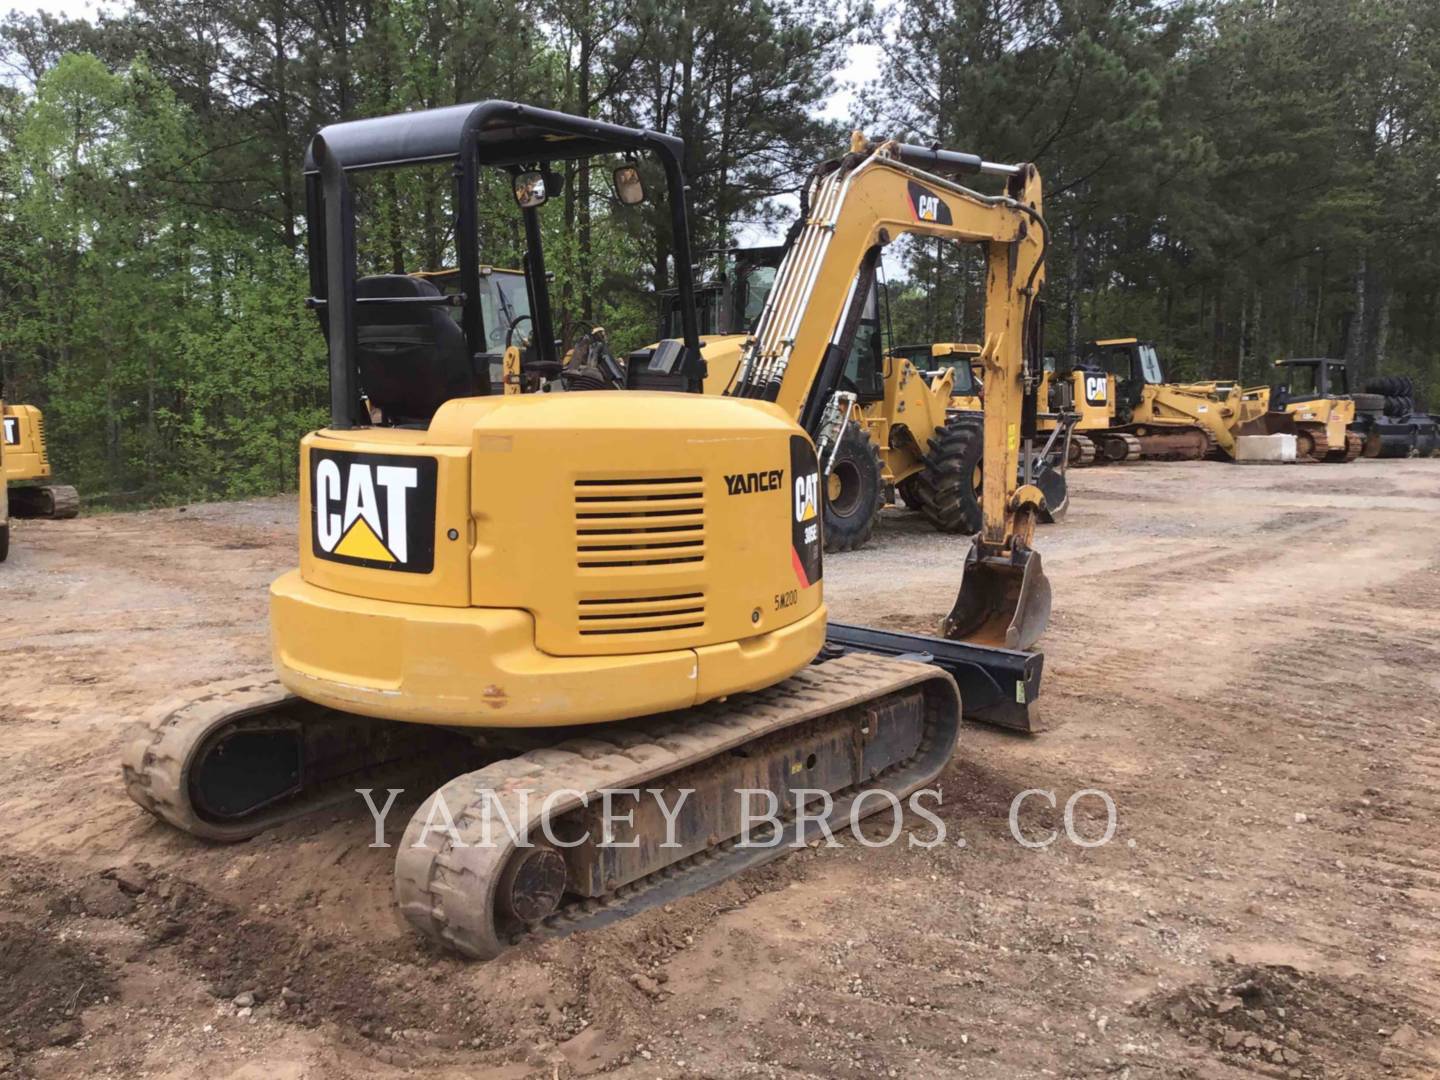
[612, 165, 645, 205]
[514, 171, 548, 209]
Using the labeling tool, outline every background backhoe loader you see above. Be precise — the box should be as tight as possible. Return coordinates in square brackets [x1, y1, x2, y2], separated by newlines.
[645, 238, 1066, 550]
[122, 103, 1057, 962]
[2, 403, 80, 518]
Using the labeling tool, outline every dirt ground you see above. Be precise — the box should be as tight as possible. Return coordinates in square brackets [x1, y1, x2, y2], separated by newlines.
[2, 458, 1438, 1079]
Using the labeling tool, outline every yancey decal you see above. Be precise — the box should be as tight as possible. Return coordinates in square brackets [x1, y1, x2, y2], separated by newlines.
[907, 181, 954, 226]
[724, 469, 784, 495]
[2, 417, 17, 445]
[311, 449, 437, 573]
[1082, 374, 1109, 407]
[789, 436, 823, 588]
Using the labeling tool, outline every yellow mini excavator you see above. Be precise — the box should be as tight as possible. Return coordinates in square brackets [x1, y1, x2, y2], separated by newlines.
[0, 400, 9, 563]
[2, 403, 80, 518]
[123, 103, 1054, 959]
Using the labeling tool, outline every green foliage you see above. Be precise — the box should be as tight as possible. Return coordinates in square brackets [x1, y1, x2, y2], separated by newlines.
[0, 0, 855, 502]
[2, 0, 1438, 512]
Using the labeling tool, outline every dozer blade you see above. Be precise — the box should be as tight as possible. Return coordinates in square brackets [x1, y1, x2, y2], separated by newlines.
[1235, 411, 1297, 438]
[942, 543, 1051, 651]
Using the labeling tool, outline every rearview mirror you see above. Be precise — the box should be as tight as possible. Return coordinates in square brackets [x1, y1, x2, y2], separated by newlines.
[612, 165, 645, 205]
[514, 171, 548, 209]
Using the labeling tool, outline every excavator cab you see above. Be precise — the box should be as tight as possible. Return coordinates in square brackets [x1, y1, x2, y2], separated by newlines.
[305, 102, 707, 415]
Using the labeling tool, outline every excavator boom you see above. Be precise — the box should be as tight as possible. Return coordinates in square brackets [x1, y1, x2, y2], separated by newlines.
[730, 138, 1053, 654]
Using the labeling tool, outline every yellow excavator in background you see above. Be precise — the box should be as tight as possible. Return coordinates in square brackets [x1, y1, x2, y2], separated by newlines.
[123, 103, 1055, 959]
[0, 398, 9, 562]
[2, 403, 80, 518]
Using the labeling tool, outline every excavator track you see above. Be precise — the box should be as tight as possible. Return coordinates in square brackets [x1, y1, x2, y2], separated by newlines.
[121, 677, 483, 842]
[1296, 426, 1330, 463]
[1095, 432, 1142, 464]
[1130, 425, 1209, 461]
[394, 653, 960, 959]
[9, 484, 79, 519]
[1068, 433, 1097, 467]
[1326, 431, 1363, 463]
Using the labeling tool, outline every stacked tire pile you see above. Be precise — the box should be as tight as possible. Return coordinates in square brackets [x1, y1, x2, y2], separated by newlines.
[1356, 376, 1439, 458]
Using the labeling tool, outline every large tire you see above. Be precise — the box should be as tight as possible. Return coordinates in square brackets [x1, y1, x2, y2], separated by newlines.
[821, 424, 883, 553]
[913, 416, 984, 535]
[1351, 393, 1385, 414]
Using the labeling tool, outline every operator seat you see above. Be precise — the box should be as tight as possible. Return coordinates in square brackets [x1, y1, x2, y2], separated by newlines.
[354, 274, 479, 424]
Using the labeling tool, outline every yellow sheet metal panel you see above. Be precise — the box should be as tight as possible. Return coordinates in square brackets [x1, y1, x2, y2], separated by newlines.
[428, 392, 824, 658]
[270, 569, 824, 727]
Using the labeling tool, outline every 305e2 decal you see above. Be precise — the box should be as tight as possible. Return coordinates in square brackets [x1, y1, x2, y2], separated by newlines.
[789, 436, 823, 588]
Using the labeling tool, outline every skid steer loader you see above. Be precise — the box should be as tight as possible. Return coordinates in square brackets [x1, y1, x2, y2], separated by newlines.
[2, 403, 80, 518]
[123, 103, 1056, 959]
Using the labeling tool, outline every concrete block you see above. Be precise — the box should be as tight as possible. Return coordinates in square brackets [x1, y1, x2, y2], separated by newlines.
[1234, 433, 1297, 463]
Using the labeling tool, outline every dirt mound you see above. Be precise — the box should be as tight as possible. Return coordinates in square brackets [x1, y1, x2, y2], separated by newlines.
[0, 923, 118, 1052]
[1140, 963, 1432, 1076]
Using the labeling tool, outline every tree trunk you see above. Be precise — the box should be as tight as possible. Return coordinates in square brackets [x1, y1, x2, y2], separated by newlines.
[1064, 218, 1083, 366]
[1372, 284, 1391, 377]
[1343, 255, 1366, 365]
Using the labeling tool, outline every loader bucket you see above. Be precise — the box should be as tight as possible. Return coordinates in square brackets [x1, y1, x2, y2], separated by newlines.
[942, 544, 1051, 651]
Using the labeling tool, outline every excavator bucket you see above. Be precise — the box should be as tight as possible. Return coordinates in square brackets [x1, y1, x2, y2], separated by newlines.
[1033, 460, 1069, 525]
[942, 543, 1051, 651]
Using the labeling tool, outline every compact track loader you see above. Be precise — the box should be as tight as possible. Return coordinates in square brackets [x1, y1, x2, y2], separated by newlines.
[1, 403, 79, 518]
[123, 104, 1055, 959]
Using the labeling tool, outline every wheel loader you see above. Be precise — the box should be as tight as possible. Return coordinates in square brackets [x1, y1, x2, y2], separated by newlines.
[1, 402, 80, 518]
[123, 103, 1056, 959]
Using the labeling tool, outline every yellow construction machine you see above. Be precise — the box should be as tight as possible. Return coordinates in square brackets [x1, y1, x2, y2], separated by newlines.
[0, 400, 9, 563]
[123, 103, 1055, 959]
[641, 229, 1066, 550]
[2, 403, 80, 518]
[1040, 338, 1214, 464]
[1255, 358, 1361, 462]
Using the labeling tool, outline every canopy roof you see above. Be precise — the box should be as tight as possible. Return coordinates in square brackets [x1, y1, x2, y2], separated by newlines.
[302, 100, 685, 174]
